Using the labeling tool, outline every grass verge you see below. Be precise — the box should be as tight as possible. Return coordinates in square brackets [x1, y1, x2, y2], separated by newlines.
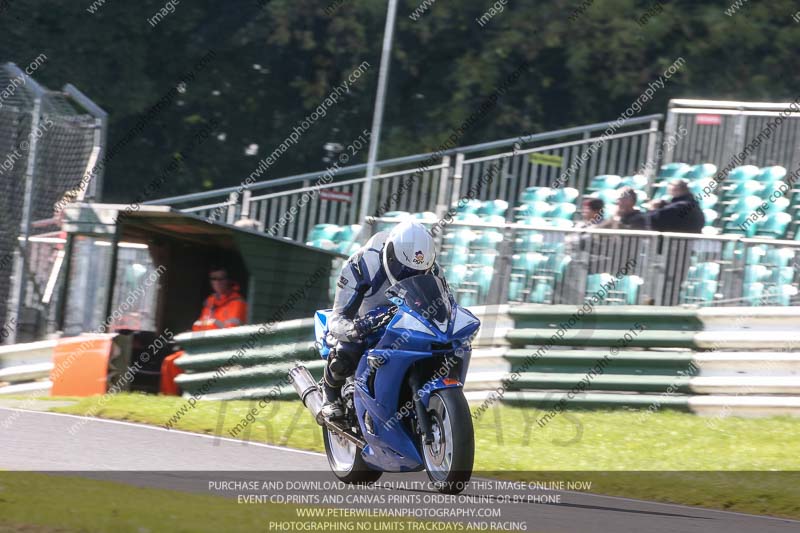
[30, 393, 799, 519]
[0, 472, 472, 533]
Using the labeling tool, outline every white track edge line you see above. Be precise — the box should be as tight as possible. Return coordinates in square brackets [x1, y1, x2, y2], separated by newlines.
[0, 406, 326, 458]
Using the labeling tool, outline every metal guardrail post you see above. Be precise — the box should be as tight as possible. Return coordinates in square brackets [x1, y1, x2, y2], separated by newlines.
[644, 119, 660, 178]
[240, 190, 252, 221]
[63, 83, 108, 202]
[225, 192, 238, 225]
[449, 153, 465, 208]
[434, 155, 451, 221]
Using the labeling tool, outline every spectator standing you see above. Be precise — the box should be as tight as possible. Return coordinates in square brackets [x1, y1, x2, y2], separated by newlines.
[646, 179, 705, 233]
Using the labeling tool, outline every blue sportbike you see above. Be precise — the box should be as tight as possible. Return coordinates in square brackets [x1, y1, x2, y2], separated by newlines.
[290, 274, 481, 494]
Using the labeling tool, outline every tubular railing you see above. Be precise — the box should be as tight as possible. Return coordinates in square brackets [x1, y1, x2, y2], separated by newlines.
[369, 217, 800, 308]
[663, 98, 800, 172]
[146, 115, 663, 243]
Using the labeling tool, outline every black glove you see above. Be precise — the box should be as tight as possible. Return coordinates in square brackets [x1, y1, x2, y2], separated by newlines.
[351, 306, 397, 338]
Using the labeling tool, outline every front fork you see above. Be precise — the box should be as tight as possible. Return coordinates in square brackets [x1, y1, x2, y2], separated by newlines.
[408, 370, 435, 444]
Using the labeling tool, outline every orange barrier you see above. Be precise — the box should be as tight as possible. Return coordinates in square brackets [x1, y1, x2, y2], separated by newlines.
[51, 334, 116, 396]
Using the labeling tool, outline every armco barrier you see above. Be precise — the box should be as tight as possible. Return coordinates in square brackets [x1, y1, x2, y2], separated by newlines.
[173, 319, 319, 401]
[0, 340, 55, 395]
[496, 305, 800, 416]
[172, 310, 510, 401]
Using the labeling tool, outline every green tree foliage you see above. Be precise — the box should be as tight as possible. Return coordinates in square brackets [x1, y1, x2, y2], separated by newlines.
[1, 0, 799, 201]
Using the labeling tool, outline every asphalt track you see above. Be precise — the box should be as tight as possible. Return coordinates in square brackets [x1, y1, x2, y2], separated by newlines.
[1, 406, 798, 533]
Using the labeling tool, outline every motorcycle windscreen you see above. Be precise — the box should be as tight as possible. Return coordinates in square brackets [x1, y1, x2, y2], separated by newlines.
[389, 274, 451, 325]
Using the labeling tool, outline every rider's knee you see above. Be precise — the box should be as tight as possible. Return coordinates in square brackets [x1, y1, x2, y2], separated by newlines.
[326, 340, 364, 381]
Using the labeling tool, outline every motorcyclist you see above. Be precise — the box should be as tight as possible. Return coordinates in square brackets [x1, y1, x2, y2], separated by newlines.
[320, 220, 447, 420]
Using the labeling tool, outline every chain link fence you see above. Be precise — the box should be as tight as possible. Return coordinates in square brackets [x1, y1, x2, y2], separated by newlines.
[0, 62, 106, 344]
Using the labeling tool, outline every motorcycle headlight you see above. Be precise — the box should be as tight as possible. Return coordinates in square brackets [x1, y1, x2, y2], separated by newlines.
[392, 313, 436, 337]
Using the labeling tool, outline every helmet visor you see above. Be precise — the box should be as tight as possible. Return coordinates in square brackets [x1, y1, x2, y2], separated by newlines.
[385, 242, 431, 282]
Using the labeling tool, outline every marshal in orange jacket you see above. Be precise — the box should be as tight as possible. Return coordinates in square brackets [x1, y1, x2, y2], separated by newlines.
[160, 284, 248, 395]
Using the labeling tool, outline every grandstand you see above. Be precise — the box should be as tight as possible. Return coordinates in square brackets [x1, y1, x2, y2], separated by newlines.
[149, 99, 800, 309]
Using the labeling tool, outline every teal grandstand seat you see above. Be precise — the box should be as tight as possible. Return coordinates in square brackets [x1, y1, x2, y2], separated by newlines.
[744, 265, 771, 284]
[549, 202, 577, 220]
[681, 280, 718, 305]
[756, 212, 792, 238]
[591, 189, 619, 205]
[383, 211, 410, 218]
[456, 199, 482, 215]
[520, 187, 553, 203]
[743, 282, 765, 305]
[480, 214, 507, 225]
[585, 273, 615, 303]
[472, 251, 498, 268]
[413, 211, 438, 222]
[335, 224, 361, 243]
[724, 195, 764, 216]
[472, 229, 504, 250]
[620, 174, 649, 190]
[619, 275, 644, 305]
[688, 261, 721, 282]
[764, 247, 795, 268]
[686, 163, 717, 181]
[745, 245, 768, 265]
[726, 165, 761, 182]
[307, 223, 340, 242]
[589, 175, 623, 190]
[658, 163, 690, 179]
[477, 199, 508, 218]
[727, 180, 764, 199]
[514, 231, 544, 253]
[703, 209, 719, 227]
[511, 252, 548, 275]
[455, 213, 482, 224]
[444, 228, 477, 248]
[546, 254, 572, 283]
[773, 266, 795, 285]
[698, 194, 719, 210]
[515, 201, 551, 219]
[759, 181, 788, 200]
[724, 212, 757, 237]
[550, 187, 580, 204]
[756, 166, 787, 183]
[549, 218, 575, 229]
[473, 266, 494, 296]
[529, 281, 554, 304]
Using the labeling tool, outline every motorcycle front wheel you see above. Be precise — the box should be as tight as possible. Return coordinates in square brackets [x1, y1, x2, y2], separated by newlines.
[421, 388, 474, 494]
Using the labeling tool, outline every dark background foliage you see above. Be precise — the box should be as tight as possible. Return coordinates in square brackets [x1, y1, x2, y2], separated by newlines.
[2, 0, 797, 202]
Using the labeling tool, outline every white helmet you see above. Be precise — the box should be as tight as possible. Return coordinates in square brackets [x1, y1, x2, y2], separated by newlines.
[382, 221, 436, 285]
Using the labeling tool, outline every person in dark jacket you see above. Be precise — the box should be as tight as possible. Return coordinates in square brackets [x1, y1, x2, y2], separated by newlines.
[646, 179, 705, 233]
[610, 187, 648, 230]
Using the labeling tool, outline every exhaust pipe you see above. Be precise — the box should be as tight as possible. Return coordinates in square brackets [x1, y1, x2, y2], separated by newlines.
[290, 365, 324, 424]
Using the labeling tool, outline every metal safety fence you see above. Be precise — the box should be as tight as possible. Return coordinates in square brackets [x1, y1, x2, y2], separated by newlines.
[148, 115, 663, 244]
[365, 218, 800, 308]
[0, 62, 107, 344]
[663, 98, 800, 173]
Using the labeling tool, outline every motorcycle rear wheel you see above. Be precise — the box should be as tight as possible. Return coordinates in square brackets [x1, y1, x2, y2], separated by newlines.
[323, 426, 382, 485]
[421, 388, 474, 494]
